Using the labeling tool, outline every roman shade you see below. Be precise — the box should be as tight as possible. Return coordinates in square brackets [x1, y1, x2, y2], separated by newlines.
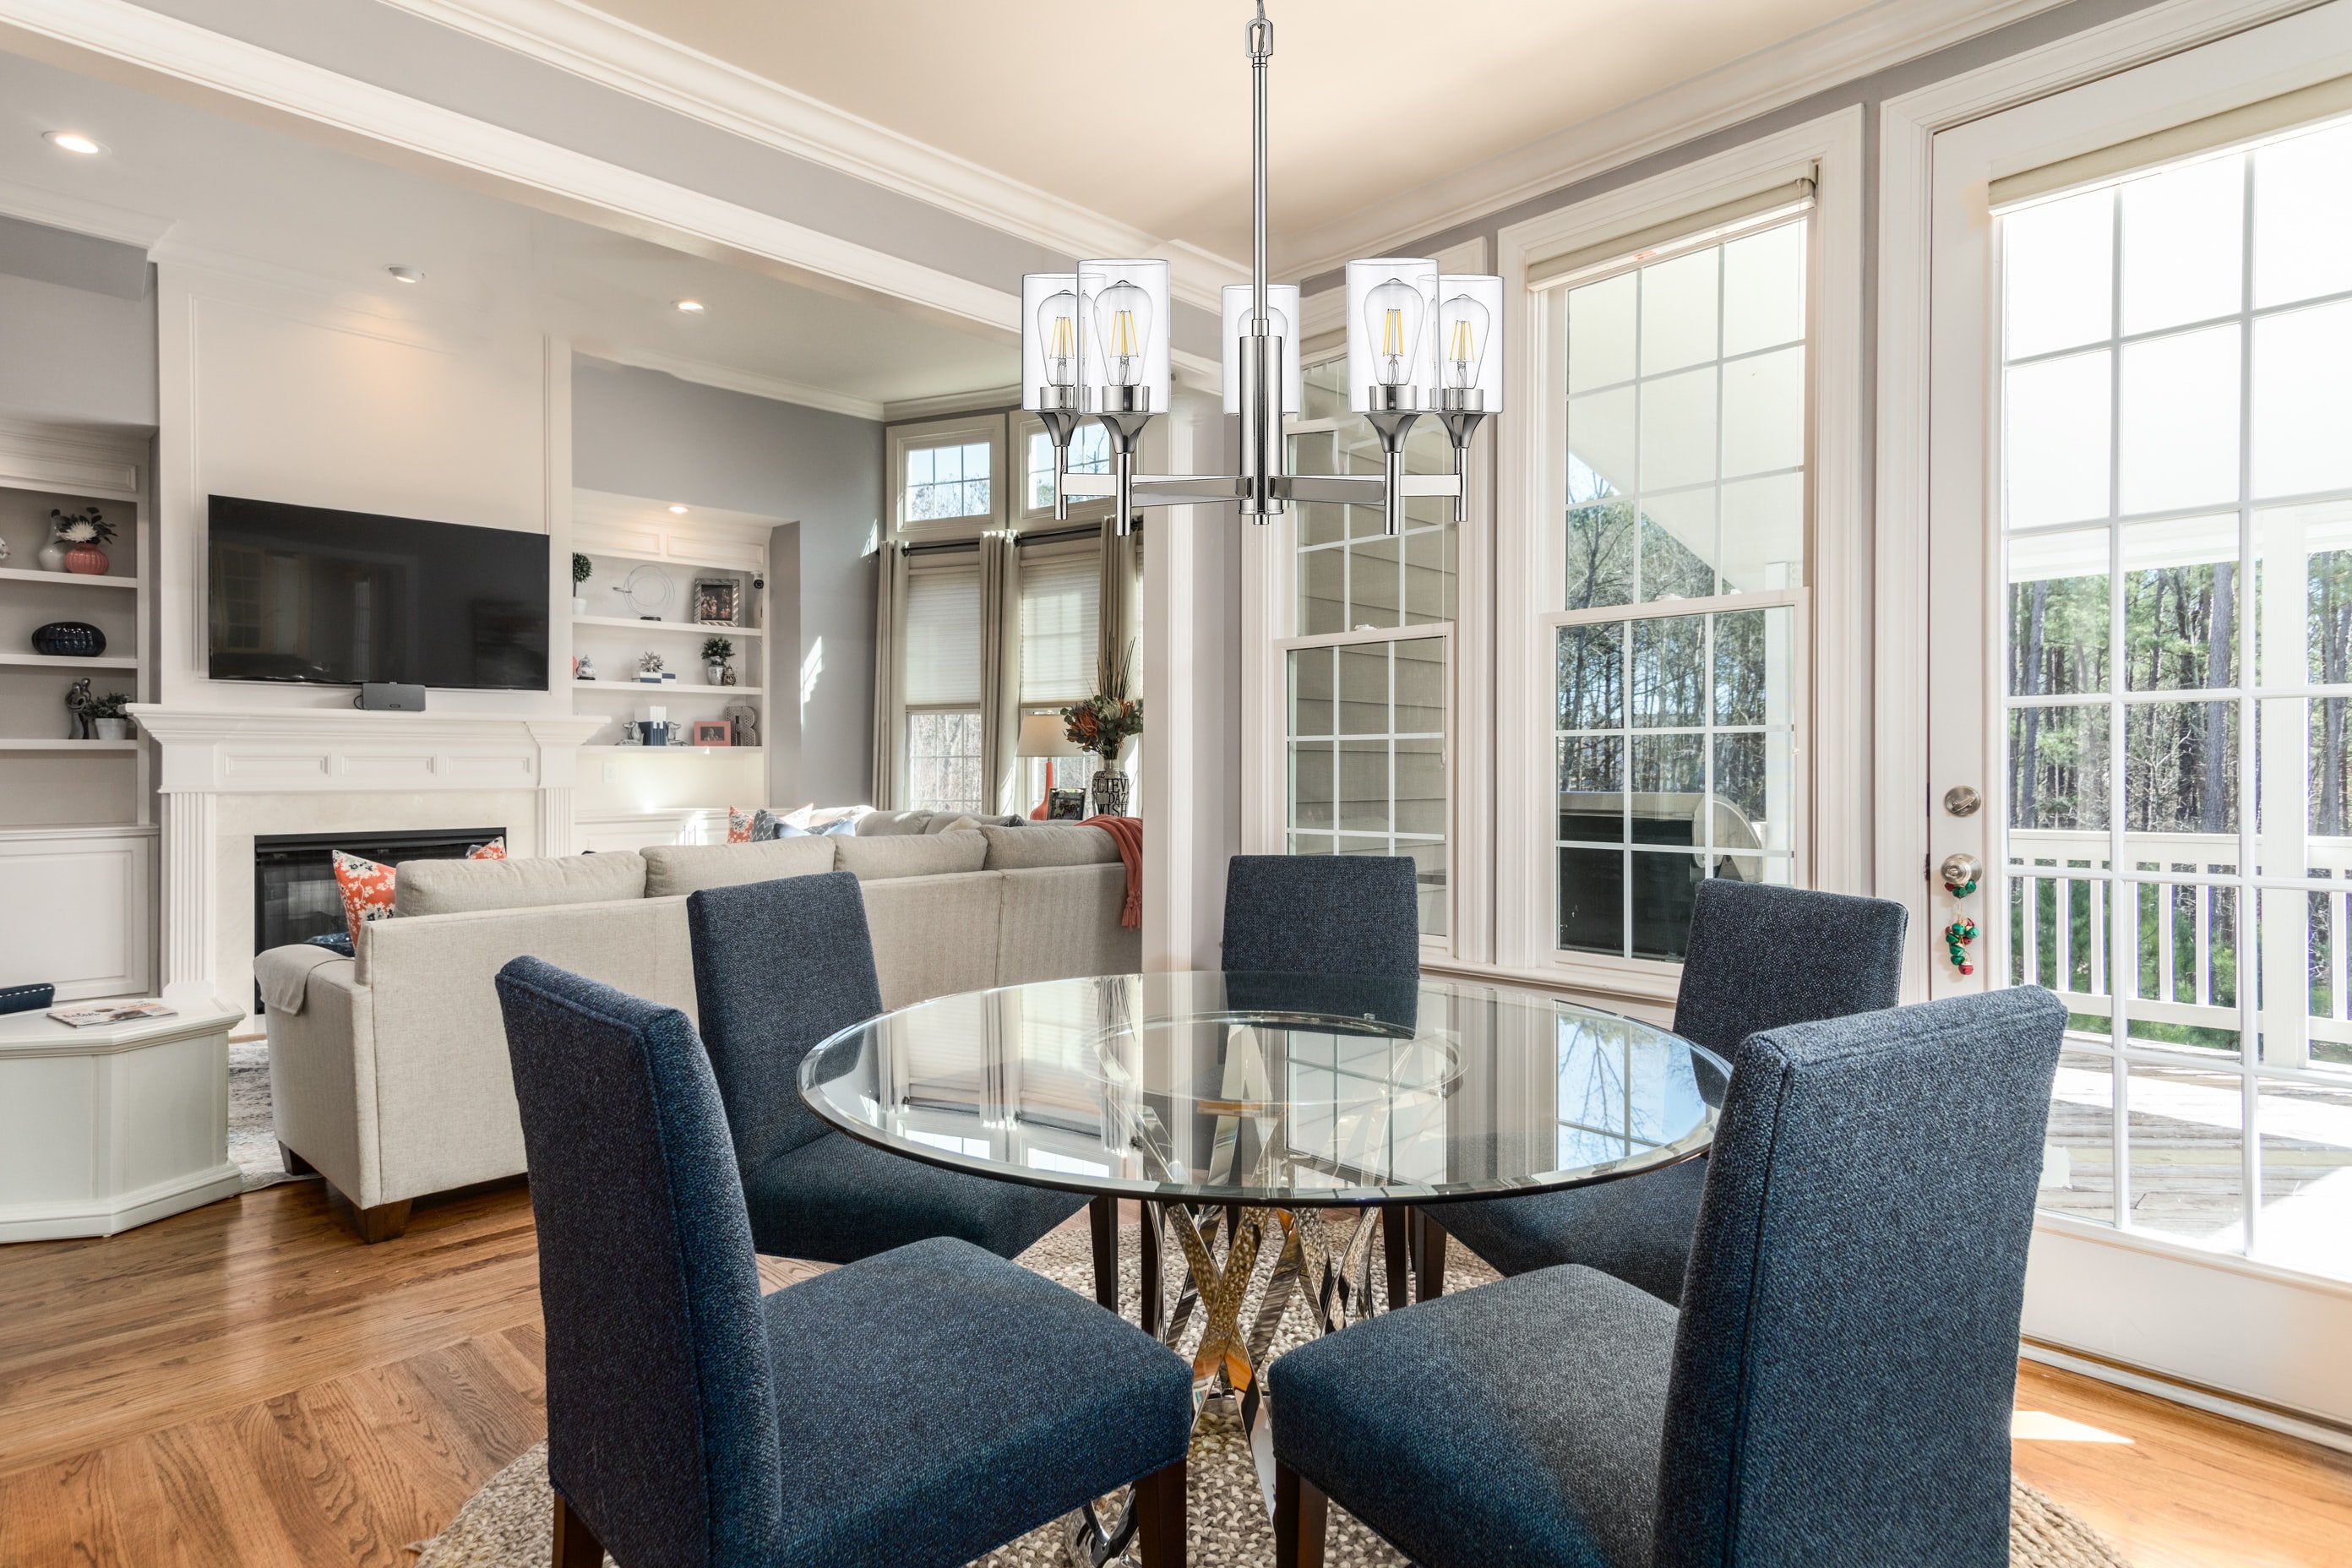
[904, 557, 983, 706]
[1526, 175, 1815, 291]
[1019, 545, 1102, 702]
[1990, 75, 2352, 212]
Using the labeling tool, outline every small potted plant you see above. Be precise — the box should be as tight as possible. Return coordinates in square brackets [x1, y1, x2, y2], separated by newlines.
[85, 691, 133, 742]
[45, 507, 113, 574]
[638, 651, 667, 684]
[571, 552, 592, 614]
[1060, 640, 1144, 817]
[701, 635, 733, 685]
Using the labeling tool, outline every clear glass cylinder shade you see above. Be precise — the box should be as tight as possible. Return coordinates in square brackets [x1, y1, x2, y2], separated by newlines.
[1078, 259, 1171, 414]
[1021, 273, 1081, 411]
[1437, 274, 1505, 411]
[1346, 258, 1439, 412]
[1221, 284, 1304, 414]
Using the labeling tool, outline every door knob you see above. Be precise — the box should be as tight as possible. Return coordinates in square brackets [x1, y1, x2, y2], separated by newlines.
[1939, 852, 1982, 891]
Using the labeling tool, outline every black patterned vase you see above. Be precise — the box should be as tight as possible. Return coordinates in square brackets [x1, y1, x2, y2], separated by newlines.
[1091, 767, 1130, 818]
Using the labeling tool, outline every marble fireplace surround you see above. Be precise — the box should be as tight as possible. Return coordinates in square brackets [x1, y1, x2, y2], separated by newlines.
[129, 707, 605, 1020]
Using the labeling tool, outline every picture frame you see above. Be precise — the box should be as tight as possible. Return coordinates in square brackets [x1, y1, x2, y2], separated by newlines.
[694, 578, 741, 626]
[690, 719, 732, 747]
[1046, 787, 1087, 821]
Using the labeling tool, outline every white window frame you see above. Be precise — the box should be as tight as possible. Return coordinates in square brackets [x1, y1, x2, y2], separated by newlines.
[1240, 249, 1484, 965]
[1492, 107, 1866, 1002]
[898, 545, 986, 813]
[889, 413, 1006, 542]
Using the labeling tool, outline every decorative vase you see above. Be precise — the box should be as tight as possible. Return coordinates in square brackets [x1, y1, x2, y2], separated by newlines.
[705, 662, 726, 685]
[1091, 766, 1130, 818]
[63, 543, 108, 575]
[31, 621, 106, 657]
[35, 537, 68, 573]
[93, 717, 129, 742]
[572, 596, 588, 615]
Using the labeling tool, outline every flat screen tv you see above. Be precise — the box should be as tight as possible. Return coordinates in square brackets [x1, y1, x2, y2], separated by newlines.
[207, 496, 549, 691]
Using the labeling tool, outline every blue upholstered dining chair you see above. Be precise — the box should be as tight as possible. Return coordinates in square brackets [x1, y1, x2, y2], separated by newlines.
[683, 872, 1088, 1266]
[1222, 853, 1422, 976]
[494, 956, 1193, 1568]
[1432, 879, 1908, 1303]
[1221, 852, 1426, 1308]
[1268, 986, 2066, 1568]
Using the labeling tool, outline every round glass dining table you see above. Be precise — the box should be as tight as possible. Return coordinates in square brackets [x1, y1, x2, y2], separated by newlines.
[801, 971, 1727, 1565]
[803, 968, 1723, 1343]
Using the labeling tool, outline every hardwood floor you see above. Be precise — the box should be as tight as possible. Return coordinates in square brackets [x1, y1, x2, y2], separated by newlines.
[1, 1181, 2347, 1568]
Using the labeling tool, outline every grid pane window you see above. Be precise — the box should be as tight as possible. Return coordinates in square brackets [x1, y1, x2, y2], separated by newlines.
[905, 440, 992, 521]
[1288, 636, 1447, 936]
[1564, 219, 1807, 611]
[1026, 424, 1111, 513]
[906, 710, 983, 815]
[1295, 359, 1456, 635]
[1554, 608, 1796, 960]
[1554, 215, 1809, 963]
[2001, 117, 2352, 1280]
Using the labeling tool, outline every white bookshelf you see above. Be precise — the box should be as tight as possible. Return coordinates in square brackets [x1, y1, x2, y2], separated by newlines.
[569, 489, 775, 764]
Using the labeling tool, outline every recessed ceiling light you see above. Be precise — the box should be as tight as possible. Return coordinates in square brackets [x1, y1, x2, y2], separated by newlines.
[386, 265, 425, 284]
[45, 132, 102, 156]
[667, 504, 689, 514]
[672, 299, 705, 313]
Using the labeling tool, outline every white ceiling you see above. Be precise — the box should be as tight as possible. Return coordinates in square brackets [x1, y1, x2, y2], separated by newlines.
[580, 0, 1895, 261]
[0, 48, 1016, 413]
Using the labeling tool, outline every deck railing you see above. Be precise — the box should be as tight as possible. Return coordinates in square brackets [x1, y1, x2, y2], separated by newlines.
[2006, 828, 2352, 1050]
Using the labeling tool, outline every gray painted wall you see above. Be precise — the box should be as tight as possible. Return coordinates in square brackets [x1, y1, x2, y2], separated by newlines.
[0, 217, 157, 428]
[571, 355, 883, 806]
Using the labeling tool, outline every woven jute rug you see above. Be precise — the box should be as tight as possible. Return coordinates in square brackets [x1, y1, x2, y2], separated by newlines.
[413, 1222, 2131, 1568]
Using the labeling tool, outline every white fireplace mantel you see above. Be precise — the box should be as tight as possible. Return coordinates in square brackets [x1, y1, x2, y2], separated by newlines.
[130, 705, 607, 1007]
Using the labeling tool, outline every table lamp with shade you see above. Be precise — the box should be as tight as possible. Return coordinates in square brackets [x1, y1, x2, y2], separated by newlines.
[1018, 714, 1083, 817]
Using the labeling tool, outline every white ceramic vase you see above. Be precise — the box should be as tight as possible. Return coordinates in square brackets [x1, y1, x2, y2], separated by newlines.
[93, 718, 129, 741]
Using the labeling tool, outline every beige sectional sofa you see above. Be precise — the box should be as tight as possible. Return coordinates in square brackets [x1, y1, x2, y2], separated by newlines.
[254, 825, 1134, 1239]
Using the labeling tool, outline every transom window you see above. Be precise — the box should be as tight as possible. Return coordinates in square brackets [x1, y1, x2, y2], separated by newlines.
[905, 441, 991, 523]
[1549, 214, 1810, 963]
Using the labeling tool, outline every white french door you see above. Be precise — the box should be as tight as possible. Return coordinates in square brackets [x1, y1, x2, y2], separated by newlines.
[1922, 4, 2352, 1430]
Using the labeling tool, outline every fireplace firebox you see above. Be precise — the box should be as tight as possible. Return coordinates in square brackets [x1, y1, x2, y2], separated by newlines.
[252, 827, 504, 1010]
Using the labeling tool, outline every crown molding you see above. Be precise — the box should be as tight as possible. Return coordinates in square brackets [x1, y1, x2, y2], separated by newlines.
[575, 340, 887, 422]
[880, 384, 1022, 424]
[0, 0, 1020, 335]
[377, 0, 1249, 309]
[1276, 0, 2075, 277]
[0, 174, 175, 252]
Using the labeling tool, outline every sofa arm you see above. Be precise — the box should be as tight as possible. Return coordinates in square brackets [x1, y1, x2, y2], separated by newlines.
[265, 957, 377, 1206]
[360, 897, 695, 1205]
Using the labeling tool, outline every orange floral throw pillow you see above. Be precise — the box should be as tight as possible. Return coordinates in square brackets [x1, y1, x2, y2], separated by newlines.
[468, 837, 508, 860]
[331, 850, 399, 949]
[727, 807, 758, 844]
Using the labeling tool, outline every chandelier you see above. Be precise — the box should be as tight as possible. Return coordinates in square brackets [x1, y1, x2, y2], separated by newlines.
[1022, 3, 1503, 537]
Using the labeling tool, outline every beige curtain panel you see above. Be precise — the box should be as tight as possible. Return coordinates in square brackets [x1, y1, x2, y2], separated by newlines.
[868, 540, 908, 808]
[979, 531, 1020, 816]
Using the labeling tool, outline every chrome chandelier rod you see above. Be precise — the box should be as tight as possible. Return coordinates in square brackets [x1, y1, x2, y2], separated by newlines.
[1021, 3, 1501, 540]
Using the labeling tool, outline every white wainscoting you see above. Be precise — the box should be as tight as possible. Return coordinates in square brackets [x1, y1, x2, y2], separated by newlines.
[0, 825, 155, 1002]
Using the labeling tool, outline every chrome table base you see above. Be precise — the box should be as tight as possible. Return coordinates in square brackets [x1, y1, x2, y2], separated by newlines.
[1066, 1201, 1396, 1568]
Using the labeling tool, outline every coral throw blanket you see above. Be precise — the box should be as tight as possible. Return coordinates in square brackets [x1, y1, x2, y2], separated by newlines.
[1084, 815, 1144, 928]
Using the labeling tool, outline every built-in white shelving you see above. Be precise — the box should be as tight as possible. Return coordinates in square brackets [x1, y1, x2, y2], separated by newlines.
[572, 679, 764, 695]
[0, 652, 139, 671]
[580, 744, 764, 755]
[573, 615, 764, 638]
[0, 738, 139, 752]
[0, 567, 137, 590]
